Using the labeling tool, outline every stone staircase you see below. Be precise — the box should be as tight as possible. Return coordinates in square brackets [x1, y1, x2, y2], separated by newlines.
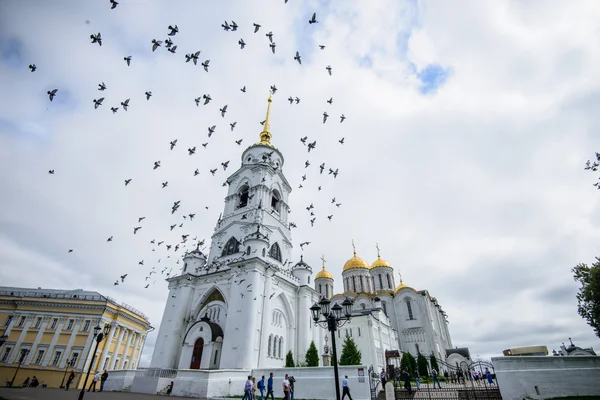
[122, 385, 132, 392]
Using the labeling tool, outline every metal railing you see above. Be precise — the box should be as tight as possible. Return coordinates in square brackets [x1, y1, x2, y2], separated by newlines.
[137, 368, 178, 378]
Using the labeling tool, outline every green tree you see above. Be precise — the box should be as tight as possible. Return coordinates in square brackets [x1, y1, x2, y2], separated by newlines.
[417, 352, 429, 377]
[339, 335, 362, 365]
[400, 353, 412, 375]
[305, 341, 319, 367]
[430, 353, 439, 372]
[285, 350, 295, 367]
[572, 258, 600, 338]
[407, 352, 417, 375]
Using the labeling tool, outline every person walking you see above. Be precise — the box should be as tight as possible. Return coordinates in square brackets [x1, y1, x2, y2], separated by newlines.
[252, 377, 257, 400]
[401, 370, 412, 393]
[65, 372, 75, 391]
[380, 368, 386, 387]
[431, 368, 441, 389]
[100, 370, 109, 392]
[88, 372, 100, 392]
[485, 368, 494, 385]
[289, 375, 296, 400]
[166, 381, 174, 395]
[266, 372, 275, 400]
[341, 375, 353, 400]
[243, 376, 253, 400]
[414, 370, 421, 390]
[282, 374, 291, 400]
[257, 375, 266, 400]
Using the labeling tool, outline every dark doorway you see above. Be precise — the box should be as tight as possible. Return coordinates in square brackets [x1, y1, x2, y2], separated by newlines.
[190, 337, 204, 369]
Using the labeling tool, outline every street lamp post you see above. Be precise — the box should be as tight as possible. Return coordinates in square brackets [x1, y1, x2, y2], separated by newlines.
[310, 297, 353, 400]
[60, 357, 77, 388]
[9, 348, 30, 387]
[78, 323, 111, 400]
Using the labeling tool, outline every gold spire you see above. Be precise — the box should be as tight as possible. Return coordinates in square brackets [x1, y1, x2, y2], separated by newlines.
[316, 255, 333, 279]
[258, 93, 273, 146]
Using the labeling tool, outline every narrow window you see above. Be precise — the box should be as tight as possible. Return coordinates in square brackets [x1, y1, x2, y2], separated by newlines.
[352, 276, 356, 292]
[387, 274, 392, 289]
[5, 315, 13, 326]
[358, 327, 361, 337]
[214, 349, 219, 364]
[382, 301, 387, 316]
[271, 190, 281, 213]
[407, 300, 414, 320]
[326, 285, 329, 298]
[34, 317, 42, 328]
[34, 350, 45, 364]
[262, 248, 266, 257]
[71, 352, 79, 366]
[66, 319, 74, 330]
[1, 347, 11, 362]
[124, 361, 128, 369]
[103, 357, 110, 370]
[183, 262, 187, 272]
[319, 284, 322, 294]
[17, 316, 26, 327]
[247, 246, 251, 255]
[268, 335, 272, 357]
[114, 359, 119, 370]
[278, 337, 283, 359]
[238, 186, 249, 208]
[378, 274, 383, 290]
[52, 351, 62, 366]
[50, 318, 58, 329]
[269, 243, 282, 262]
[361, 303, 366, 310]
[360, 276, 364, 292]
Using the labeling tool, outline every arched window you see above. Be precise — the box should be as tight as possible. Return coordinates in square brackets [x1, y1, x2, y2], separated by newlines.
[238, 186, 249, 208]
[378, 274, 383, 290]
[183, 262, 187, 272]
[278, 337, 283, 358]
[268, 335, 272, 357]
[269, 243, 282, 262]
[382, 301, 388, 316]
[262, 248, 266, 257]
[352, 276, 356, 292]
[247, 246, 251, 255]
[361, 303, 366, 310]
[222, 237, 240, 257]
[407, 300, 414, 320]
[387, 274, 392, 289]
[271, 190, 281, 214]
[325, 285, 329, 298]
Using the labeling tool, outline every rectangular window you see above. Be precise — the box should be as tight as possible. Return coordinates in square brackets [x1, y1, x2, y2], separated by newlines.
[34, 317, 42, 329]
[5, 315, 13, 326]
[51, 351, 62, 366]
[102, 357, 109, 371]
[70, 352, 79, 366]
[82, 320, 90, 332]
[17, 316, 26, 327]
[66, 319, 74, 331]
[122, 330, 127, 341]
[50, 318, 58, 330]
[123, 361, 128, 369]
[2, 347, 12, 362]
[113, 359, 119, 370]
[358, 327, 361, 337]
[34, 350, 45, 364]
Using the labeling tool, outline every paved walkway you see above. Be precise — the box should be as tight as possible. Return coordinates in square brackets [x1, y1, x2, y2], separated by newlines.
[0, 388, 195, 400]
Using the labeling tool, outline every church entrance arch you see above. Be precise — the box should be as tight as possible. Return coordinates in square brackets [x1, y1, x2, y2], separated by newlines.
[190, 337, 204, 369]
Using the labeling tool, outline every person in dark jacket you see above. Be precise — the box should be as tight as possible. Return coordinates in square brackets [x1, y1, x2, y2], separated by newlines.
[100, 370, 109, 392]
[402, 370, 412, 393]
[65, 372, 75, 391]
[266, 372, 275, 400]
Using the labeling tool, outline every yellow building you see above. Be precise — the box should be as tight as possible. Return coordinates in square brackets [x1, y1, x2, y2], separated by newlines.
[0, 286, 152, 389]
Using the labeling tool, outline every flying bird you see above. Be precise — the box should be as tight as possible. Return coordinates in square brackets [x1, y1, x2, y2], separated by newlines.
[238, 39, 246, 49]
[98, 82, 107, 91]
[47, 89, 58, 101]
[107, 236, 113, 242]
[323, 112, 329, 123]
[319, 163, 325, 174]
[162, 181, 169, 188]
[188, 147, 196, 155]
[221, 161, 230, 170]
[240, 86, 246, 93]
[124, 179, 132, 185]
[210, 168, 217, 176]
[208, 125, 216, 137]
[151, 39, 162, 52]
[111, 107, 118, 113]
[221, 21, 230, 31]
[145, 91, 152, 100]
[121, 98, 130, 111]
[326, 65, 332, 75]
[308, 141, 316, 152]
[319, 45, 326, 50]
[309, 13, 318, 24]
[300, 136, 307, 145]
[253, 23, 261, 33]
[294, 51, 301, 64]
[48, 170, 55, 174]
[220, 105, 228, 117]
[170, 139, 177, 150]
[124, 56, 132, 66]
[230, 122, 237, 131]
[327, 97, 333, 104]
[269, 42, 276, 54]
[153, 161, 161, 170]
[231, 21, 238, 31]
[270, 85, 277, 94]
[110, 0, 118, 9]
[168, 25, 179, 36]
[165, 38, 173, 48]
[194, 169, 200, 176]
[339, 137, 345, 144]
[120, 274, 128, 282]
[167, 45, 177, 54]
[266, 31, 273, 43]
[90, 32, 102, 46]
[235, 139, 243, 145]
[202, 60, 210, 72]
[134, 226, 142, 234]
[93, 98, 104, 109]
[29, 64, 37, 72]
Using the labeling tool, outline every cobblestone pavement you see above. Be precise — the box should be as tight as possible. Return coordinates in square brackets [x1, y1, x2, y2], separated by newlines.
[0, 388, 193, 400]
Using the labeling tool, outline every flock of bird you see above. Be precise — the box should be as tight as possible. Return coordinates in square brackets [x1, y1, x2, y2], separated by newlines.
[31, 0, 351, 290]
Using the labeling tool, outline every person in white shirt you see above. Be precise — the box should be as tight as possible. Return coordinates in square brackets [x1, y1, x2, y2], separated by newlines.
[282, 374, 291, 400]
[342, 375, 353, 400]
[88, 372, 100, 392]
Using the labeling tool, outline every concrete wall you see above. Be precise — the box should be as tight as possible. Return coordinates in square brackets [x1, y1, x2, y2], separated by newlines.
[492, 355, 600, 400]
[101, 370, 135, 391]
[172, 369, 249, 398]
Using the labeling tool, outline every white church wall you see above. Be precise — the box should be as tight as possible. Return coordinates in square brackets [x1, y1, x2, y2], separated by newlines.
[492, 355, 600, 400]
[102, 369, 135, 392]
[172, 369, 250, 398]
[251, 366, 371, 400]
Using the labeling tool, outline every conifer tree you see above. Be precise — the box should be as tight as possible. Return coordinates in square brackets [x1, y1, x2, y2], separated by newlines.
[407, 352, 417, 375]
[430, 352, 440, 372]
[400, 352, 412, 375]
[305, 340, 319, 367]
[339, 335, 362, 365]
[417, 352, 429, 377]
[285, 350, 295, 367]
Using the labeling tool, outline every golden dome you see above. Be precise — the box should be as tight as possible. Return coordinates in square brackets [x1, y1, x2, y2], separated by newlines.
[343, 251, 370, 272]
[315, 265, 333, 280]
[394, 280, 416, 295]
[371, 254, 391, 269]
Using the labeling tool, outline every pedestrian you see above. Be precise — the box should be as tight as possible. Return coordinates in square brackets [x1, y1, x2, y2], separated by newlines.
[431, 368, 441, 389]
[65, 372, 75, 391]
[22, 377, 30, 387]
[100, 370, 109, 392]
[252, 376, 257, 400]
[88, 372, 100, 392]
[266, 372, 275, 400]
[243, 375, 253, 400]
[289, 375, 296, 400]
[485, 368, 494, 385]
[380, 368, 386, 387]
[166, 381, 174, 395]
[401, 370, 412, 393]
[257, 375, 265, 400]
[282, 374, 291, 400]
[341, 375, 353, 400]
[414, 370, 420, 390]
[30, 376, 39, 388]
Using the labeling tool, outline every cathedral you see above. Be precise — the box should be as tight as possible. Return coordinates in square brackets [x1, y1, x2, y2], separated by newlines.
[150, 97, 455, 372]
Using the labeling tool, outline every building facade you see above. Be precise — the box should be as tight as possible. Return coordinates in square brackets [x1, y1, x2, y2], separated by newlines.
[150, 97, 458, 374]
[0, 287, 152, 388]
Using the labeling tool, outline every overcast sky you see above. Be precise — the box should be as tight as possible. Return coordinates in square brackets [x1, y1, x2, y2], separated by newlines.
[1, 0, 600, 366]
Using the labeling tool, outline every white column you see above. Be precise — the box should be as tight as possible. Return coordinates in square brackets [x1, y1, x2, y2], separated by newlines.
[59, 317, 83, 368]
[80, 317, 102, 372]
[130, 334, 141, 369]
[109, 325, 124, 370]
[23, 315, 51, 366]
[118, 329, 135, 369]
[7, 314, 35, 363]
[136, 335, 147, 369]
[41, 316, 68, 366]
[97, 323, 115, 372]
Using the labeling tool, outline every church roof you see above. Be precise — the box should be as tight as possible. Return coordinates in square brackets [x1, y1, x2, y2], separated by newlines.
[343, 251, 370, 272]
[394, 281, 418, 295]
